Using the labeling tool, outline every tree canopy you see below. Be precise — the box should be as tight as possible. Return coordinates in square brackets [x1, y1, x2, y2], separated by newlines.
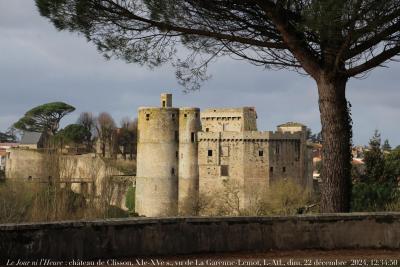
[14, 102, 75, 135]
[36, 0, 400, 86]
[352, 131, 400, 211]
[58, 124, 91, 145]
[0, 130, 17, 143]
[35, 0, 400, 212]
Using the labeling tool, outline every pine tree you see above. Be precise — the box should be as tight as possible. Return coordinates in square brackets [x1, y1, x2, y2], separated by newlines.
[382, 139, 392, 152]
[352, 130, 398, 211]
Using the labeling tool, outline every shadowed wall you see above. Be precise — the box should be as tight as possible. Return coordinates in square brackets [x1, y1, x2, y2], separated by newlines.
[1, 213, 400, 262]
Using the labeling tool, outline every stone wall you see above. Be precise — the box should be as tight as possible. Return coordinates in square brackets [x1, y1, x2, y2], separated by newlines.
[178, 108, 201, 215]
[5, 149, 51, 179]
[5, 149, 132, 210]
[59, 154, 130, 210]
[198, 130, 313, 213]
[1, 213, 400, 262]
[200, 107, 257, 132]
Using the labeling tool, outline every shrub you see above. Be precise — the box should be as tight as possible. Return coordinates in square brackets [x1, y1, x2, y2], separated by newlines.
[0, 181, 38, 223]
[197, 179, 314, 216]
[260, 179, 313, 215]
[125, 185, 135, 212]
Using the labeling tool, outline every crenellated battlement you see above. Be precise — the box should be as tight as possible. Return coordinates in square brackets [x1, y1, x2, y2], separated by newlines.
[198, 130, 302, 141]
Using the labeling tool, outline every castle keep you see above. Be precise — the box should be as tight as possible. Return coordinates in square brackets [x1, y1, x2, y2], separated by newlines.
[135, 94, 313, 216]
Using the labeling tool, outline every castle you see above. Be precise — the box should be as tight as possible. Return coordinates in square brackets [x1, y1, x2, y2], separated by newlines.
[135, 94, 313, 216]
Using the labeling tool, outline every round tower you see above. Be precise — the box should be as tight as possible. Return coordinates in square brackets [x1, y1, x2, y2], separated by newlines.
[178, 107, 201, 215]
[135, 101, 179, 216]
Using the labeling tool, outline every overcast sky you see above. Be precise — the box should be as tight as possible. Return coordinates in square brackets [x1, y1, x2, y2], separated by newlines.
[0, 1, 399, 146]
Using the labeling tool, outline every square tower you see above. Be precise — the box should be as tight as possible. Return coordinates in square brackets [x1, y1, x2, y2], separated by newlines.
[161, 93, 172, 108]
[200, 107, 257, 132]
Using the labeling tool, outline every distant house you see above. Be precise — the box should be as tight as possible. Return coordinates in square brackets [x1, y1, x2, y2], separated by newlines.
[0, 143, 19, 171]
[19, 131, 46, 149]
[0, 151, 5, 171]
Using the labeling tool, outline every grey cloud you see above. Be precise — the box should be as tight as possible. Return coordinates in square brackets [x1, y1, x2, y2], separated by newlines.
[0, 0, 399, 147]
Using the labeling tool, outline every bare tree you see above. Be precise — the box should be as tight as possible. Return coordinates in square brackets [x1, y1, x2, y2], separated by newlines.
[36, 0, 400, 212]
[77, 112, 96, 150]
[96, 112, 116, 158]
[118, 117, 137, 160]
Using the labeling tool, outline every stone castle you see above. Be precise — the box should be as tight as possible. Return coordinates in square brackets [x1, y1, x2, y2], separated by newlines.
[135, 94, 313, 216]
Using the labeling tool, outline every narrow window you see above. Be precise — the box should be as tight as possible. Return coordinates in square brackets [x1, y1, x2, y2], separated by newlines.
[206, 128, 209, 132]
[283, 167, 286, 173]
[191, 132, 195, 143]
[270, 166, 274, 174]
[221, 165, 229, 176]
[171, 168, 175, 175]
[176, 151, 179, 159]
[175, 131, 179, 141]
[259, 150, 263, 157]
[208, 150, 213, 157]
[146, 114, 150, 121]
[162, 100, 166, 107]
[184, 113, 187, 118]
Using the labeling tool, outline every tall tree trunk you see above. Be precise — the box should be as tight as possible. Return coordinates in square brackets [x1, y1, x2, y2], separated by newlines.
[317, 73, 352, 213]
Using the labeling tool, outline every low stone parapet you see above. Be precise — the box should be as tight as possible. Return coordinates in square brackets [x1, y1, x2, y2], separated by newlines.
[1, 213, 400, 262]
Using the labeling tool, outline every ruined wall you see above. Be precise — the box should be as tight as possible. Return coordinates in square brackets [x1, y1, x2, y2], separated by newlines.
[135, 107, 179, 217]
[2, 213, 400, 262]
[5, 149, 52, 179]
[5, 149, 131, 210]
[59, 154, 130, 210]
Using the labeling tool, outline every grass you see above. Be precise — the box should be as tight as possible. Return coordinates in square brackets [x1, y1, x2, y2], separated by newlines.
[104, 158, 136, 175]
[0, 179, 131, 224]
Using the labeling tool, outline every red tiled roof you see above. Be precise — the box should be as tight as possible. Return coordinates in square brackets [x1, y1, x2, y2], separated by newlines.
[352, 158, 364, 165]
[0, 143, 19, 148]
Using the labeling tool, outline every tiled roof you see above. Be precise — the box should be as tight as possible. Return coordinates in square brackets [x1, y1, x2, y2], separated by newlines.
[0, 143, 19, 148]
[277, 122, 306, 127]
[20, 131, 42, 145]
